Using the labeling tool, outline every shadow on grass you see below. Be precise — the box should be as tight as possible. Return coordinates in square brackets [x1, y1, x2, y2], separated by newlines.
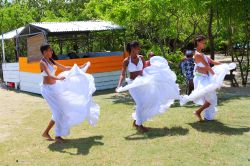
[48, 135, 104, 155]
[124, 126, 189, 140]
[188, 120, 250, 135]
[171, 101, 198, 108]
[93, 89, 116, 96]
[218, 95, 250, 106]
[217, 87, 250, 105]
[105, 92, 134, 105]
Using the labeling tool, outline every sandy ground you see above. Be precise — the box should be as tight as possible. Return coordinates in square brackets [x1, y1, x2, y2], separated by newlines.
[0, 88, 45, 142]
[215, 54, 250, 87]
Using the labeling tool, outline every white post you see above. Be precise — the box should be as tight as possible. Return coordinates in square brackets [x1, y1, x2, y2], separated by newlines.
[15, 29, 19, 61]
[1, 33, 5, 63]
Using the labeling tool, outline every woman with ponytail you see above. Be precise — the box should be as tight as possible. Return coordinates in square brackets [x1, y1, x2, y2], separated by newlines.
[180, 35, 236, 121]
[40, 43, 100, 142]
[116, 41, 179, 132]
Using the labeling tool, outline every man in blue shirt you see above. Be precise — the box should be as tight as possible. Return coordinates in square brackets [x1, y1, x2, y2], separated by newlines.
[180, 50, 195, 95]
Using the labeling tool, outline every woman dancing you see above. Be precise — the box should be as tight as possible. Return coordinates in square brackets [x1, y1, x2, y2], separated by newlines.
[116, 41, 179, 132]
[180, 35, 236, 121]
[40, 43, 100, 142]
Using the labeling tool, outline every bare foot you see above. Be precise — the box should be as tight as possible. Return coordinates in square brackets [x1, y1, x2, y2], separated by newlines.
[42, 132, 54, 141]
[193, 111, 203, 121]
[137, 125, 149, 133]
[141, 125, 149, 132]
[55, 137, 65, 143]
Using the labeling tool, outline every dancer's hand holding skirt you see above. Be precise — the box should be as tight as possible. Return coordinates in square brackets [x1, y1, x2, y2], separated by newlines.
[180, 63, 236, 120]
[116, 56, 180, 125]
[41, 63, 100, 137]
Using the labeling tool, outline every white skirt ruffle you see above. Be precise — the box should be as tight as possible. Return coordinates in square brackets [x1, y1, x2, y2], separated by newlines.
[41, 63, 100, 136]
[116, 56, 180, 125]
[180, 63, 236, 120]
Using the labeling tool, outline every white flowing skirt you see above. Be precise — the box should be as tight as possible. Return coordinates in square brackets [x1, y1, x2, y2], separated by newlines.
[41, 63, 100, 136]
[116, 56, 180, 125]
[180, 63, 236, 120]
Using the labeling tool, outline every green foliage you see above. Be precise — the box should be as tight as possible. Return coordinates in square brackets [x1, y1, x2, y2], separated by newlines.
[165, 51, 186, 85]
[0, 0, 249, 84]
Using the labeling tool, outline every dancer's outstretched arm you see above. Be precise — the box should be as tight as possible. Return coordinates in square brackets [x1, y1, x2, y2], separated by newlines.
[117, 58, 129, 88]
[195, 55, 215, 75]
[54, 61, 89, 71]
[79, 62, 89, 69]
[53, 61, 71, 71]
[207, 58, 221, 65]
[40, 61, 65, 80]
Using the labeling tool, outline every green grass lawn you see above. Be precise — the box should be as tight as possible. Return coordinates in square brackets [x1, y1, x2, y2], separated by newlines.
[0, 87, 249, 166]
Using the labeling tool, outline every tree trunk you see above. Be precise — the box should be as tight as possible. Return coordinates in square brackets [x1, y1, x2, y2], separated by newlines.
[157, 38, 166, 57]
[208, 6, 215, 60]
[236, 53, 245, 86]
[243, 9, 250, 86]
[244, 46, 249, 86]
[227, 26, 234, 62]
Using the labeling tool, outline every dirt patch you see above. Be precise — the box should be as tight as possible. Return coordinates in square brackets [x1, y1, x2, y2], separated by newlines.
[215, 54, 250, 88]
[0, 89, 43, 142]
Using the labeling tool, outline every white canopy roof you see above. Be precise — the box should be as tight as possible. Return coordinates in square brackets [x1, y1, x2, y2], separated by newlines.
[0, 27, 24, 40]
[1, 20, 124, 40]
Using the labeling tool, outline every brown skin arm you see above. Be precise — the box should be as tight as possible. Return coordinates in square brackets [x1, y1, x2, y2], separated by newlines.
[40, 61, 65, 80]
[53, 61, 71, 71]
[53, 61, 88, 71]
[207, 57, 221, 65]
[139, 55, 146, 69]
[79, 62, 89, 69]
[197, 57, 220, 73]
[117, 58, 129, 88]
[196, 66, 208, 73]
[195, 54, 215, 75]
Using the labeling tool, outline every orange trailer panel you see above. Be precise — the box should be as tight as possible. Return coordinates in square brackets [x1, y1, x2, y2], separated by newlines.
[19, 54, 126, 75]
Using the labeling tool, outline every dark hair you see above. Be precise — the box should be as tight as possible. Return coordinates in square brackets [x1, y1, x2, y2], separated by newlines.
[40, 43, 51, 54]
[52, 50, 58, 60]
[194, 35, 206, 47]
[40, 43, 56, 65]
[126, 41, 140, 53]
